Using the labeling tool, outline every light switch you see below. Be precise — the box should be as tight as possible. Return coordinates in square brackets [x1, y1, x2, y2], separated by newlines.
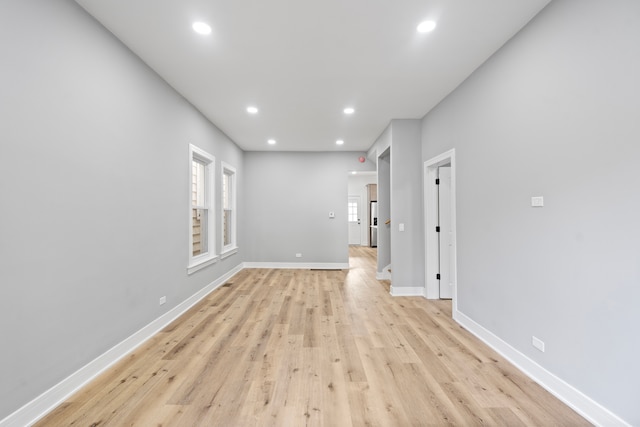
[399, 223, 405, 232]
[531, 196, 544, 207]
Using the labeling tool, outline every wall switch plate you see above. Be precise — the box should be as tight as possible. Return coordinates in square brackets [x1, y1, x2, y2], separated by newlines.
[295, 253, 302, 258]
[159, 296, 166, 306]
[399, 223, 405, 232]
[329, 212, 335, 218]
[531, 196, 544, 207]
[532, 336, 545, 352]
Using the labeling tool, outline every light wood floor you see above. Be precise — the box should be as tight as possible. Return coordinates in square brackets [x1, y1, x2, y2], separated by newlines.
[38, 247, 589, 426]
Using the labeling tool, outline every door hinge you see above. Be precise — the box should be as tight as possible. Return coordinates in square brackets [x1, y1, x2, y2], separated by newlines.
[435, 178, 440, 185]
[436, 226, 440, 232]
[436, 273, 441, 280]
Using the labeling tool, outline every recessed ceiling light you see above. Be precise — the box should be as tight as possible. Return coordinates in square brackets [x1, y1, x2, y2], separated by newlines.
[268, 139, 276, 145]
[336, 140, 344, 145]
[247, 106, 258, 114]
[343, 107, 355, 115]
[192, 22, 212, 35]
[417, 20, 437, 33]
[351, 171, 357, 175]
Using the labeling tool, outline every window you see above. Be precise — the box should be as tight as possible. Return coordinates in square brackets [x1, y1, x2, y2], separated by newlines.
[348, 201, 358, 222]
[221, 162, 237, 257]
[188, 144, 217, 274]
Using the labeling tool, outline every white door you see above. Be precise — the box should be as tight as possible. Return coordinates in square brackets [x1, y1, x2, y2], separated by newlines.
[438, 166, 453, 299]
[348, 196, 361, 245]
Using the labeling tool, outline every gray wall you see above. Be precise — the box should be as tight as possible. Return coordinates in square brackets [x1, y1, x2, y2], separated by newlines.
[0, 0, 243, 419]
[377, 150, 392, 272]
[421, 0, 640, 423]
[243, 152, 375, 264]
[390, 120, 424, 289]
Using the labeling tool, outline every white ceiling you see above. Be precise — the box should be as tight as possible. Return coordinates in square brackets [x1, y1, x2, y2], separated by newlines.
[74, 0, 550, 152]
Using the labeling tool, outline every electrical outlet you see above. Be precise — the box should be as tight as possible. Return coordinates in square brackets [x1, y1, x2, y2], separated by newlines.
[159, 296, 166, 306]
[296, 253, 302, 258]
[531, 196, 544, 207]
[532, 336, 545, 352]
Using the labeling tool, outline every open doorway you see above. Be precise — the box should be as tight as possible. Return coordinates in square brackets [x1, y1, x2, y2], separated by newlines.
[424, 149, 457, 309]
[348, 171, 378, 268]
[347, 195, 362, 245]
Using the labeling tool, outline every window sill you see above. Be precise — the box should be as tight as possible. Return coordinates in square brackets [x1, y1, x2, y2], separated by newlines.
[220, 247, 238, 260]
[187, 255, 219, 275]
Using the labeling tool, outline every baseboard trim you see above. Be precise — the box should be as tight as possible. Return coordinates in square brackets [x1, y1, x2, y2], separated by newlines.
[454, 310, 630, 427]
[243, 262, 349, 270]
[389, 286, 425, 297]
[0, 263, 244, 427]
[376, 264, 392, 280]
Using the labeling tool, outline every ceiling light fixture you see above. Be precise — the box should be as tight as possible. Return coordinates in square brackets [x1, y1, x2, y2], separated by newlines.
[192, 22, 212, 35]
[343, 107, 355, 115]
[247, 106, 258, 114]
[417, 20, 437, 33]
[336, 140, 344, 145]
[268, 139, 276, 145]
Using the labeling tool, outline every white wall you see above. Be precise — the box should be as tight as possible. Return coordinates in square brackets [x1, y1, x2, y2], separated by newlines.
[0, 0, 243, 420]
[421, 0, 640, 423]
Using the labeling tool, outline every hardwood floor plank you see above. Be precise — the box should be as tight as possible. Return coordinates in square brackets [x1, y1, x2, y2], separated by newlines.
[35, 246, 590, 426]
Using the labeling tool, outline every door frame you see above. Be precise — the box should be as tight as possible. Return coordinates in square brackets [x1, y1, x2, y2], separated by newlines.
[424, 149, 457, 310]
[347, 194, 362, 245]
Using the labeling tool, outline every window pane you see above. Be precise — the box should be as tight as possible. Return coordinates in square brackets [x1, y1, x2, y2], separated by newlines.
[192, 208, 208, 256]
[348, 202, 358, 222]
[223, 172, 230, 209]
[192, 160, 206, 207]
[223, 209, 232, 246]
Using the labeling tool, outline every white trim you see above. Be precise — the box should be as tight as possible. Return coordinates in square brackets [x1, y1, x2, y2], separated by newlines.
[243, 262, 349, 270]
[187, 254, 219, 275]
[376, 263, 392, 280]
[389, 286, 425, 297]
[424, 149, 457, 308]
[220, 247, 238, 260]
[221, 162, 237, 253]
[188, 144, 217, 271]
[376, 270, 391, 280]
[454, 310, 631, 427]
[0, 263, 243, 427]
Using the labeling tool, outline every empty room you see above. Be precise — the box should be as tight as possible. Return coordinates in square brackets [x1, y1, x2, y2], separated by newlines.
[1, 0, 638, 426]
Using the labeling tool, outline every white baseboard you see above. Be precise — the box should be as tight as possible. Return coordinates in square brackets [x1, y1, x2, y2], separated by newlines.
[243, 262, 348, 270]
[0, 263, 244, 427]
[389, 286, 425, 297]
[454, 310, 630, 427]
[376, 263, 392, 280]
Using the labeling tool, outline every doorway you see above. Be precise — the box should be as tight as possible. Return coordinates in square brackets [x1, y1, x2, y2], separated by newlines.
[348, 195, 362, 245]
[424, 149, 457, 308]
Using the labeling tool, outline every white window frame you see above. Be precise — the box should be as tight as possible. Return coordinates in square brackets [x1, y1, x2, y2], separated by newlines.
[188, 144, 218, 274]
[221, 162, 238, 258]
